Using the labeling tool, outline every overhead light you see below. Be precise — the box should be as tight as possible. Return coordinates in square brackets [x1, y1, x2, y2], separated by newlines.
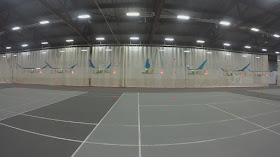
[223, 43, 231, 46]
[245, 46, 251, 49]
[106, 49, 112, 52]
[41, 51, 47, 54]
[177, 15, 190, 20]
[66, 39, 74, 42]
[197, 40, 205, 44]
[41, 42, 48, 45]
[22, 44, 28, 47]
[60, 50, 65, 53]
[126, 12, 140, 17]
[40, 21, 49, 25]
[207, 52, 212, 54]
[13, 55, 17, 57]
[273, 34, 280, 38]
[256, 57, 261, 59]
[130, 37, 139, 40]
[6, 47, 11, 50]
[184, 50, 190, 52]
[277, 60, 280, 62]
[96, 37, 105, 41]
[242, 55, 248, 57]
[12, 26, 20, 30]
[219, 21, 231, 26]
[165, 38, 174, 41]
[262, 49, 267, 52]
[78, 14, 91, 19]
[276, 52, 280, 54]
[2, 56, 6, 58]
[226, 53, 231, 56]
[251, 28, 260, 32]
[81, 50, 88, 52]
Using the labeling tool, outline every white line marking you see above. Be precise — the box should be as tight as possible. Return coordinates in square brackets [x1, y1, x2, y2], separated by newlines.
[0, 97, 53, 113]
[20, 113, 96, 125]
[138, 93, 142, 157]
[9, 104, 280, 128]
[0, 122, 83, 143]
[0, 117, 280, 147]
[223, 92, 280, 107]
[0, 92, 87, 122]
[0, 93, 42, 101]
[206, 104, 280, 136]
[140, 99, 253, 107]
[70, 93, 125, 157]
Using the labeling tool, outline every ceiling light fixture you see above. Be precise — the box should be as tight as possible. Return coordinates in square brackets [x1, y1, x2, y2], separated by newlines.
[273, 34, 280, 38]
[276, 52, 280, 54]
[262, 49, 267, 52]
[219, 21, 231, 26]
[12, 26, 20, 30]
[251, 28, 260, 32]
[165, 38, 174, 41]
[22, 44, 28, 47]
[126, 12, 140, 17]
[40, 21, 49, 24]
[6, 47, 11, 50]
[66, 39, 74, 42]
[245, 46, 251, 49]
[78, 14, 91, 19]
[197, 40, 205, 44]
[223, 43, 231, 46]
[177, 15, 190, 20]
[130, 37, 140, 40]
[41, 42, 48, 45]
[96, 37, 105, 41]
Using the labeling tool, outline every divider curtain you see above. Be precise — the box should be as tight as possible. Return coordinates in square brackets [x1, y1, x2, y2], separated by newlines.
[0, 46, 270, 88]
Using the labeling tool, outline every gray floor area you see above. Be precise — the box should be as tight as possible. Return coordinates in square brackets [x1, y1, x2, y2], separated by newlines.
[0, 84, 280, 157]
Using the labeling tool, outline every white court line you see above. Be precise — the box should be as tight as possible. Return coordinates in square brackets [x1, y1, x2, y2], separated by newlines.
[0, 92, 87, 122]
[140, 122, 280, 147]
[8, 101, 280, 128]
[138, 93, 142, 157]
[19, 113, 96, 126]
[140, 99, 253, 107]
[0, 97, 52, 113]
[0, 122, 83, 143]
[206, 104, 280, 136]
[0, 93, 42, 101]
[70, 93, 125, 157]
[0, 88, 83, 96]
[1, 119, 280, 147]
[220, 92, 280, 107]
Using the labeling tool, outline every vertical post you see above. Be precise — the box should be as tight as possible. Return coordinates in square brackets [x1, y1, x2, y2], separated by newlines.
[89, 46, 93, 87]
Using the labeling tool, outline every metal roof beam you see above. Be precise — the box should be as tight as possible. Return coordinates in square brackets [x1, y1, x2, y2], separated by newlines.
[149, 0, 166, 44]
[36, 0, 91, 44]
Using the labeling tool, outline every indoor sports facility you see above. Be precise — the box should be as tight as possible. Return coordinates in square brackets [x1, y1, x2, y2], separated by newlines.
[0, 0, 280, 157]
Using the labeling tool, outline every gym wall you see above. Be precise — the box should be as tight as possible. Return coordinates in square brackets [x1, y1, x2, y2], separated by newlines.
[0, 46, 270, 88]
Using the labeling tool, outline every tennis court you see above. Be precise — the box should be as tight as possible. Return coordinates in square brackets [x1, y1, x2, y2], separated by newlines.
[0, 84, 280, 157]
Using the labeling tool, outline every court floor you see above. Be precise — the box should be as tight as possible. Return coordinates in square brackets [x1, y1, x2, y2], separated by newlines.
[0, 84, 280, 157]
